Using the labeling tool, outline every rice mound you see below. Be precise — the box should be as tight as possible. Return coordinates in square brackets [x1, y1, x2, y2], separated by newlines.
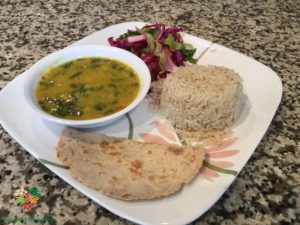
[160, 65, 243, 131]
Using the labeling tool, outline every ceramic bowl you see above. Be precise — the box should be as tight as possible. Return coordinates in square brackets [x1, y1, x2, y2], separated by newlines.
[24, 45, 151, 128]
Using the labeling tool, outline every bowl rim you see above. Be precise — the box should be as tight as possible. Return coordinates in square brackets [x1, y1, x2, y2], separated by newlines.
[23, 45, 151, 127]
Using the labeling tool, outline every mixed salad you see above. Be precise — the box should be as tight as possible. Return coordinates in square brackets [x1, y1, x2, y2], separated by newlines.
[108, 23, 197, 80]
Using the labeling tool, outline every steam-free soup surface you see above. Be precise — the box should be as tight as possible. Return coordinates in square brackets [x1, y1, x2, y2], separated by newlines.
[36, 57, 140, 120]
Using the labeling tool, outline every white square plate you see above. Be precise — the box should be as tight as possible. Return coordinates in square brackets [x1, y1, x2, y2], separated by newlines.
[0, 22, 282, 225]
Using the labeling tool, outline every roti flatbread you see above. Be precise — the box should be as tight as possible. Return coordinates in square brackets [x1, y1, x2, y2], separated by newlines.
[56, 127, 205, 200]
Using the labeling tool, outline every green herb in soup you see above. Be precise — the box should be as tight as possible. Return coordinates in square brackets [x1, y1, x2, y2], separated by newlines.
[35, 57, 140, 120]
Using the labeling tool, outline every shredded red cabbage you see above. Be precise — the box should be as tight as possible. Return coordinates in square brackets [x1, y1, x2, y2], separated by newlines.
[108, 23, 197, 80]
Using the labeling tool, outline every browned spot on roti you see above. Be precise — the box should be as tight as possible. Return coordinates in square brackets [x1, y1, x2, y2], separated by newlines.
[159, 175, 167, 180]
[148, 175, 155, 181]
[100, 140, 109, 148]
[92, 162, 102, 167]
[131, 160, 143, 170]
[167, 147, 183, 155]
[130, 167, 142, 176]
[130, 160, 143, 176]
[112, 139, 122, 144]
[83, 149, 88, 154]
[109, 152, 120, 156]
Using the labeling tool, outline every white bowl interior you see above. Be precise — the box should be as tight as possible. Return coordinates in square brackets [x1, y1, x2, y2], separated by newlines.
[24, 45, 151, 128]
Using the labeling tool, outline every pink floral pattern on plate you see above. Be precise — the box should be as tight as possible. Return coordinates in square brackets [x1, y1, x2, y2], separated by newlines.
[200, 137, 239, 179]
[139, 120, 239, 180]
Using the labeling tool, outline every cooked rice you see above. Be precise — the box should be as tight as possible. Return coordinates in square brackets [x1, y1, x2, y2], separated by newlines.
[159, 65, 243, 131]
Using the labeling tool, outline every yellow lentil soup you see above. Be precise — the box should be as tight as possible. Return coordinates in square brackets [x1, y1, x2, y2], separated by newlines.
[35, 57, 140, 120]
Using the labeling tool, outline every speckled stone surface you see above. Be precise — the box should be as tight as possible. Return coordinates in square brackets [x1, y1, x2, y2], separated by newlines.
[0, 0, 299, 224]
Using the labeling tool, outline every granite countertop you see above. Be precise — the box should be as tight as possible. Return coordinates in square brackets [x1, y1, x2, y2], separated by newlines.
[0, 0, 299, 224]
